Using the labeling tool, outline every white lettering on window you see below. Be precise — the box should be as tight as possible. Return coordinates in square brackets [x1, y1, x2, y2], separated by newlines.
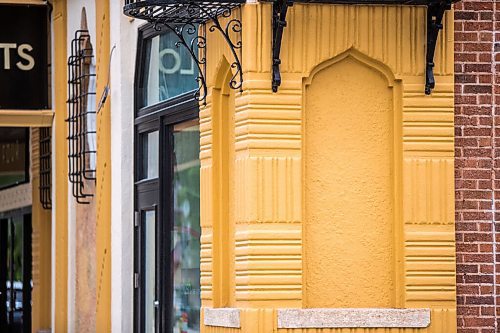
[159, 48, 181, 75]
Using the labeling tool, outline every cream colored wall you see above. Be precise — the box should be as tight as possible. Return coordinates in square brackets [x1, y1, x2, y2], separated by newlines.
[108, 2, 139, 332]
[200, 2, 455, 332]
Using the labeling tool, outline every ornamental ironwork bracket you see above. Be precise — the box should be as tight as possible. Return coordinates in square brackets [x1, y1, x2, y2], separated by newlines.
[426, 0, 452, 94]
[123, 0, 244, 103]
[272, 0, 293, 92]
[271, 0, 455, 95]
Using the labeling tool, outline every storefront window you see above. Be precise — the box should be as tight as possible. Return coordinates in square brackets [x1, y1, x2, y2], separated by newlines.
[140, 30, 198, 108]
[135, 25, 201, 333]
[171, 119, 200, 333]
[0, 128, 29, 190]
[140, 131, 159, 180]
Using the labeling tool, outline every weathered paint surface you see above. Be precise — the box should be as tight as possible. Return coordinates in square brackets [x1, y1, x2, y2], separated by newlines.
[200, 2, 455, 332]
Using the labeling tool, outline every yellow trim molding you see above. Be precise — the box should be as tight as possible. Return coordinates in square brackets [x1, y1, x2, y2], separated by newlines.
[0, 110, 54, 127]
[0, 0, 47, 4]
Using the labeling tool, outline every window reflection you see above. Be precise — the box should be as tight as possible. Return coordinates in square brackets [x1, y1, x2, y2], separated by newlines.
[141, 31, 198, 108]
[0, 128, 28, 190]
[141, 131, 159, 180]
[143, 210, 156, 333]
[171, 119, 200, 333]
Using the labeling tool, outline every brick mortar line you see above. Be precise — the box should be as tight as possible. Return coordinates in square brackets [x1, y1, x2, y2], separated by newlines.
[491, 3, 498, 331]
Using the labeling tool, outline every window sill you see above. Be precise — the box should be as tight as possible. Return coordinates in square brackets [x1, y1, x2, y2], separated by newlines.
[277, 308, 431, 329]
[204, 308, 241, 328]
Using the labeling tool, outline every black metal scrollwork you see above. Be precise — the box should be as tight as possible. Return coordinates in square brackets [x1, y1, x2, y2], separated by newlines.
[154, 21, 208, 101]
[124, 0, 244, 103]
[270, 0, 457, 95]
[208, 13, 243, 91]
[272, 0, 292, 93]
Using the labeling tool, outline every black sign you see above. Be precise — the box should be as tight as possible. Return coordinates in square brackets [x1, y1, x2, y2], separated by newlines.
[0, 5, 49, 109]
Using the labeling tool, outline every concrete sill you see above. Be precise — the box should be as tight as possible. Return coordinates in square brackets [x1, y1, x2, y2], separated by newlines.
[204, 308, 241, 328]
[277, 308, 431, 329]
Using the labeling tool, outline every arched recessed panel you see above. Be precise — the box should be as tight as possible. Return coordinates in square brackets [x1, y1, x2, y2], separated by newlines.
[305, 54, 395, 308]
[210, 57, 236, 307]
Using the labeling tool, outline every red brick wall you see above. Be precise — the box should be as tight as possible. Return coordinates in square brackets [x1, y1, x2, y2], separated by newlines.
[455, 1, 499, 332]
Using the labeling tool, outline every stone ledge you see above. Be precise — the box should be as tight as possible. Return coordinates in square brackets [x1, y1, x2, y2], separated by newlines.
[204, 308, 241, 328]
[277, 308, 431, 328]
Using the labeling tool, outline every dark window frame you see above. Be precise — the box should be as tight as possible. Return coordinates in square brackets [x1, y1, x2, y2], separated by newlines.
[134, 22, 200, 333]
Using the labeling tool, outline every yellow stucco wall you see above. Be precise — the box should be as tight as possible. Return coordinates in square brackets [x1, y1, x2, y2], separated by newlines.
[94, 0, 112, 331]
[201, 2, 455, 332]
[304, 52, 396, 308]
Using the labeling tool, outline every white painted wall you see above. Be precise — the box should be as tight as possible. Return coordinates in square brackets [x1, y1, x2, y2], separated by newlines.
[109, 3, 140, 332]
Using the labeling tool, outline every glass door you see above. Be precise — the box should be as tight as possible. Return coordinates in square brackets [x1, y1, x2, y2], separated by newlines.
[134, 106, 200, 333]
[170, 119, 201, 333]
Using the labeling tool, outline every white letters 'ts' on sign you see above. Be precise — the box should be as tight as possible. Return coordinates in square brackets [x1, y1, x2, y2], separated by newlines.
[0, 43, 35, 71]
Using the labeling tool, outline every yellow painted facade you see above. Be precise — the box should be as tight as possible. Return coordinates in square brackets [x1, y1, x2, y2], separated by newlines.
[200, 2, 455, 332]
[53, 0, 69, 331]
[0, 1, 455, 332]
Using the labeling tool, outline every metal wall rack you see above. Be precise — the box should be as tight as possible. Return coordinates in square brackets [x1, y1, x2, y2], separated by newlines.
[39, 127, 52, 209]
[67, 29, 97, 204]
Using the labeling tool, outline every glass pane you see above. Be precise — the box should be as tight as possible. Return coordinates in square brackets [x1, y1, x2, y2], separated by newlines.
[140, 30, 198, 108]
[171, 119, 201, 333]
[141, 131, 159, 180]
[0, 128, 28, 190]
[143, 210, 156, 333]
[6, 216, 24, 330]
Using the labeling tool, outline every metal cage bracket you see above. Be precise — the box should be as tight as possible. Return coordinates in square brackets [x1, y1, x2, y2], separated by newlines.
[124, 1, 244, 103]
[271, 0, 455, 95]
[67, 29, 97, 204]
